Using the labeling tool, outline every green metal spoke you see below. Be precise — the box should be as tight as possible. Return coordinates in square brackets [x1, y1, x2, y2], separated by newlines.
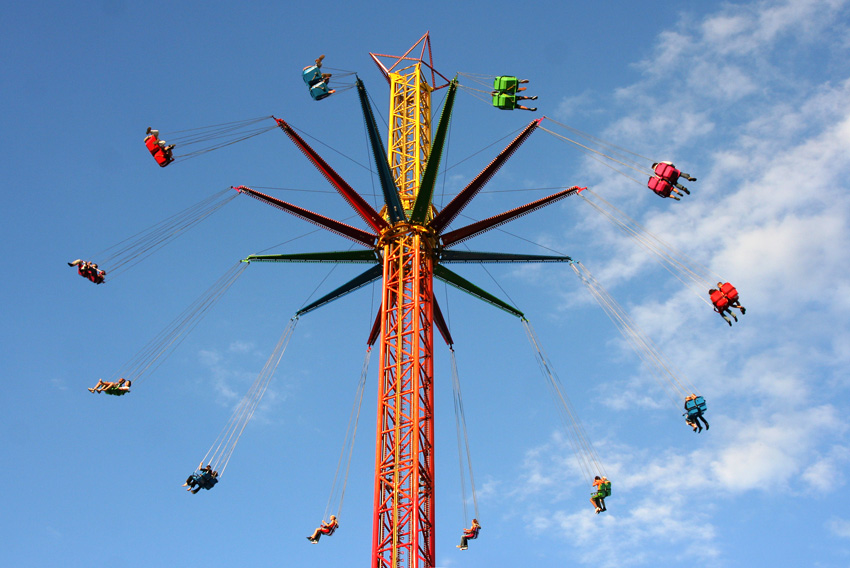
[356, 78, 406, 223]
[296, 265, 383, 316]
[245, 250, 380, 263]
[434, 264, 524, 318]
[439, 251, 571, 263]
[410, 78, 458, 224]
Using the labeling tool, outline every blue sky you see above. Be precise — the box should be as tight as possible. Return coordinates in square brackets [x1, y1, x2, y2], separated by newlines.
[4, 1, 850, 567]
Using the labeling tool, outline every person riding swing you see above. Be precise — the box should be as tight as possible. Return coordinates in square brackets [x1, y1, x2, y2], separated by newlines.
[302, 54, 335, 101]
[68, 259, 106, 284]
[182, 462, 219, 493]
[709, 288, 737, 326]
[306, 515, 338, 543]
[652, 161, 696, 194]
[144, 127, 175, 167]
[456, 518, 481, 550]
[590, 476, 611, 513]
[684, 394, 709, 433]
[491, 76, 537, 111]
[717, 282, 746, 315]
[88, 378, 131, 395]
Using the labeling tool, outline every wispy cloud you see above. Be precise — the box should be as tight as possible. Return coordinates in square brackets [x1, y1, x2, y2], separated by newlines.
[196, 340, 294, 425]
[707, 406, 841, 492]
[227, 340, 256, 354]
[527, 0, 850, 564]
[510, 401, 842, 565]
[827, 516, 850, 539]
[513, 432, 719, 568]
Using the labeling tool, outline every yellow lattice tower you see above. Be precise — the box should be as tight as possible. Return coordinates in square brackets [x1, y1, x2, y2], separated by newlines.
[387, 64, 432, 213]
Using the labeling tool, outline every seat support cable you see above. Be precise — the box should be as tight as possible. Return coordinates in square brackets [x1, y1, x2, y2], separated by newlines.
[522, 319, 606, 485]
[202, 316, 299, 475]
[324, 346, 371, 520]
[570, 261, 697, 404]
[450, 348, 479, 524]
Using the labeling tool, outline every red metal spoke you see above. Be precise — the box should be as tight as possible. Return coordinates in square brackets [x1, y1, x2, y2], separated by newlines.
[428, 119, 543, 235]
[272, 118, 389, 233]
[234, 185, 376, 247]
[441, 186, 585, 247]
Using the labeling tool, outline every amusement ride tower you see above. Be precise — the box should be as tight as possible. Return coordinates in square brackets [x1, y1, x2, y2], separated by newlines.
[236, 32, 579, 568]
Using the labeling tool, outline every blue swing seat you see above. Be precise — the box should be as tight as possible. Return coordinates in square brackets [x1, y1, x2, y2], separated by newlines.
[685, 396, 708, 418]
[302, 65, 323, 87]
[199, 472, 219, 490]
[309, 82, 332, 101]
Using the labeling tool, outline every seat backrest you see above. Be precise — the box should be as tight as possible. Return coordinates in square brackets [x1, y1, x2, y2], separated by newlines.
[654, 162, 677, 179]
[492, 93, 515, 109]
[647, 176, 672, 196]
[720, 282, 738, 301]
[302, 66, 322, 86]
[145, 135, 159, 153]
[310, 82, 331, 100]
[710, 290, 729, 309]
[199, 472, 218, 488]
[493, 76, 519, 93]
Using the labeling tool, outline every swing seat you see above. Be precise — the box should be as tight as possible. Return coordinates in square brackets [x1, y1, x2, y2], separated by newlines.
[653, 162, 680, 182]
[685, 396, 707, 417]
[493, 76, 520, 94]
[302, 65, 323, 87]
[198, 473, 218, 490]
[310, 82, 333, 101]
[144, 134, 171, 166]
[710, 290, 730, 310]
[720, 282, 739, 303]
[647, 176, 673, 197]
[145, 134, 160, 154]
[492, 93, 516, 110]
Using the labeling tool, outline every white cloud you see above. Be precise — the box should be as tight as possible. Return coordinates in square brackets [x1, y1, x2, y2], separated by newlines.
[196, 342, 292, 420]
[708, 407, 840, 492]
[514, 433, 719, 568]
[228, 340, 255, 353]
[701, 13, 751, 51]
[510, 1, 850, 565]
[508, 402, 842, 565]
[686, 61, 758, 102]
[802, 445, 850, 489]
[827, 516, 850, 539]
[197, 348, 222, 367]
[555, 92, 596, 121]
